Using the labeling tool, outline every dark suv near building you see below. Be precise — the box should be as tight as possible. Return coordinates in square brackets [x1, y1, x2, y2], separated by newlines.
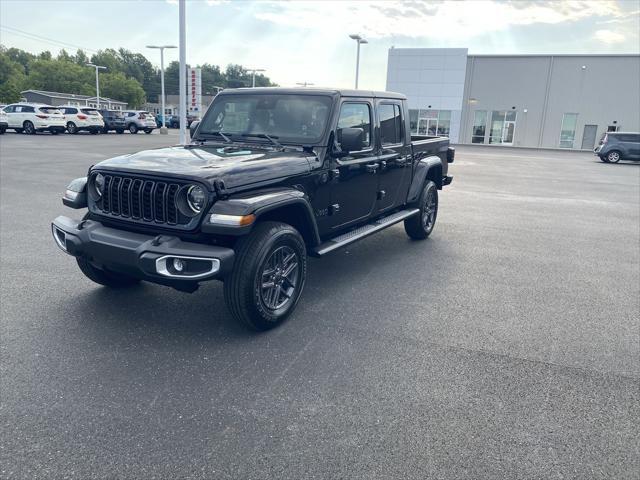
[99, 109, 126, 134]
[594, 132, 640, 163]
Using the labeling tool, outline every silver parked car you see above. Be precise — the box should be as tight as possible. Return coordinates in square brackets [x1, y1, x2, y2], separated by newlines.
[123, 110, 156, 134]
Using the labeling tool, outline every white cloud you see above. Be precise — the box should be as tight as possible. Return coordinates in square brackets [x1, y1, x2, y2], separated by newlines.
[252, 0, 625, 40]
[593, 29, 626, 44]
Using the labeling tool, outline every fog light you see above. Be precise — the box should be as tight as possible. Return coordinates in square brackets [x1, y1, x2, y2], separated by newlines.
[173, 258, 185, 272]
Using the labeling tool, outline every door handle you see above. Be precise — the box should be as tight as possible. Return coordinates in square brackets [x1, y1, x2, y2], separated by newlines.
[365, 163, 379, 173]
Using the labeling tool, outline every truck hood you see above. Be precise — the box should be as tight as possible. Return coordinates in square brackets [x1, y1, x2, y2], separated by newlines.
[94, 145, 314, 189]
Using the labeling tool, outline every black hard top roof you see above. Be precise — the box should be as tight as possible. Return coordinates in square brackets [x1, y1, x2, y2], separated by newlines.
[219, 87, 406, 100]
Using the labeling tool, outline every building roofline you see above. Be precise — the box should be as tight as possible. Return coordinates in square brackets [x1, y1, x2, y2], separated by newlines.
[20, 89, 126, 104]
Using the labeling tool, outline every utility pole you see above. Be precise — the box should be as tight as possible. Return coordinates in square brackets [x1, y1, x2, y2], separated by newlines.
[146, 45, 177, 134]
[247, 68, 265, 88]
[86, 63, 106, 108]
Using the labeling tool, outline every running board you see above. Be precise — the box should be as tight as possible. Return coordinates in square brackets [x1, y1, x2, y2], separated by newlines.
[311, 208, 420, 256]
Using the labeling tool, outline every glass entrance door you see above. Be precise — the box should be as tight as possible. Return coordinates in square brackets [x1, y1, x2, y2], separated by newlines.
[417, 117, 438, 136]
[489, 111, 517, 145]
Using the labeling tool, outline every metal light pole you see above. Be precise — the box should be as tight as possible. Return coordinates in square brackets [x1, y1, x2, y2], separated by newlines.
[146, 45, 177, 134]
[86, 63, 106, 108]
[178, 0, 187, 144]
[247, 68, 265, 88]
[348, 34, 367, 89]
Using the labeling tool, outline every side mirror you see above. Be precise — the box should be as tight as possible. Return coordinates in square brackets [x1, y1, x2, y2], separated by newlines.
[337, 127, 364, 154]
[189, 120, 200, 138]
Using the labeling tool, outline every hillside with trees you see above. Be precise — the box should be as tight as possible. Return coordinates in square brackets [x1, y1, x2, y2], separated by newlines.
[0, 45, 277, 107]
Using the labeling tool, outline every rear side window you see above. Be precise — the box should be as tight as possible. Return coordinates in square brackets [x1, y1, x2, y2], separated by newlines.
[379, 103, 402, 145]
[63, 107, 78, 114]
[39, 107, 60, 114]
[81, 109, 100, 115]
[617, 134, 640, 142]
[337, 102, 371, 149]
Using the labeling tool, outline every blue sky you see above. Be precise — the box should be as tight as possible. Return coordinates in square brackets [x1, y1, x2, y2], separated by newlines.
[1, 0, 639, 89]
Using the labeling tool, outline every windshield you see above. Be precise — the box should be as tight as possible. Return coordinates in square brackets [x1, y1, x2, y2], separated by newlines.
[198, 94, 332, 144]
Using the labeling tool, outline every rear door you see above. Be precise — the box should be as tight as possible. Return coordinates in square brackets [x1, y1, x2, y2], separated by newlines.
[328, 99, 379, 231]
[375, 100, 411, 213]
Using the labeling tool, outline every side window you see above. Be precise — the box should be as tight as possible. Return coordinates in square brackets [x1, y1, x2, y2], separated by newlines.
[23, 106, 35, 113]
[14, 106, 23, 113]
[4, 106, 14, 113]
[337, 102, 371, 149]
[379, 103, 402, 145]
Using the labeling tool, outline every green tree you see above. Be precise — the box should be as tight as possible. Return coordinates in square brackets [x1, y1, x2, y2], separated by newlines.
[100, 72, 145, 108]
[0, 49, 28, 102]
[27, 58, 94, 95]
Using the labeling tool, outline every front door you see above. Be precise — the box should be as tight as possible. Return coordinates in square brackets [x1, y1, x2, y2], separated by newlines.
[502, 121, 516, 145]
[376, 101, 411, 213]
[328, 100, 379, 232]
[581, 125, 598, 150]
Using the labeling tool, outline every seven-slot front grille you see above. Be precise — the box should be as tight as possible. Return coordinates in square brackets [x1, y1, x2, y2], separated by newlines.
[99, 174, 186, 226]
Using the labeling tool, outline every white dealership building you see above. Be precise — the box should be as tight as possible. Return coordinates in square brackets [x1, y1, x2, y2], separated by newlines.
[386, 48, 640, 150]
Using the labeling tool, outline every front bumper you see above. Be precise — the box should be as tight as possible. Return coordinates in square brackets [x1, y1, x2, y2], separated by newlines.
[51, 216, 235, 285]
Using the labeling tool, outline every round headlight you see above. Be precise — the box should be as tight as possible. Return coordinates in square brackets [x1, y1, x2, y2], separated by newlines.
[186, 185, 206, 213]
[94, 173, 105, 197]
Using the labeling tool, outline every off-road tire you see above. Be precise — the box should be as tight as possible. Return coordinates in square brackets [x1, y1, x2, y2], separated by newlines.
[606, 150, 621, 163]
[128, 123, 138, 134]
[404, 180, 438, 240]
[76, 257, 140, 288]
[67, 122, 78, 134]
[224, 221, 307, 331]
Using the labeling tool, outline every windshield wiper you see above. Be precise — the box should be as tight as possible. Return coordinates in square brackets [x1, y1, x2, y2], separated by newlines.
[240, 133, 282, 148]
[196, 131, 232, 143]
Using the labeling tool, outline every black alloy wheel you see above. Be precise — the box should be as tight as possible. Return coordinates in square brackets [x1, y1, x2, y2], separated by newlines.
[67, 122, 78, 134]
[259, 245, 301, 312]
[23, 121, 35, 135]
[404, 180, 438, 240]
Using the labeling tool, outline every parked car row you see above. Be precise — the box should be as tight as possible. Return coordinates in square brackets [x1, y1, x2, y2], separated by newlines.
[155, 113, 199, 129]
[0, 103, 157, 135]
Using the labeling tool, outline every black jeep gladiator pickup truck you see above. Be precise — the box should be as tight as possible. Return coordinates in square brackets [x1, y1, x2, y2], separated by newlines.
[52, 88, 454, 330]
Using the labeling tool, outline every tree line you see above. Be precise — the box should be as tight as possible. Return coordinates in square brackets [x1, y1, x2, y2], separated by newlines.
[0, 45, 277, 108]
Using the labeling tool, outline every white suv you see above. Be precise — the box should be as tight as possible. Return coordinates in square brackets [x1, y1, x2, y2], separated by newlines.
[123, 110, 156, 134]
[3, 103, 66, 134]
[0, 105, 7, 134]
[58, 105, 104, 134]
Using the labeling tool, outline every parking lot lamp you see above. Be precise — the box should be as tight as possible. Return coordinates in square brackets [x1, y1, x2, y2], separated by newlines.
[86, 63, 106, 108]
[247, 68, 266, 88]
[349, 34, 367, 89]
[179, 0, 187, 144]
[146, 45, 177, 134]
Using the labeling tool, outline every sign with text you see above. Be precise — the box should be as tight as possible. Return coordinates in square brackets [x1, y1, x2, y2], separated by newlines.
[188, 67, 202, 116]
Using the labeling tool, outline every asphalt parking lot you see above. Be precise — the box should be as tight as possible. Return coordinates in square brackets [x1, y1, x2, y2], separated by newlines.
[1, 131, 638, 479]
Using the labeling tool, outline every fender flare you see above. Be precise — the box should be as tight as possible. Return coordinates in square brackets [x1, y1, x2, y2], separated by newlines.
[203, 187, 321, 246]
[407, 156, 443, 204]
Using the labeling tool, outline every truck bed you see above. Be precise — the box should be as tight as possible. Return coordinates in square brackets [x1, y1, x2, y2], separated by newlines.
[410, 135, 450, 177]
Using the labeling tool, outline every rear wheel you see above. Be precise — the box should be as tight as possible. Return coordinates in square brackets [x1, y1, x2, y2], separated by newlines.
[128, 124, 138, 134]
[0, 126, 6, 134]
[103, 126, 110, 134]
[116, 129, 124, 134]
[23, 121, 36, 135]
[76, 257, 140, 288]
[90, 128, 99, 135]
[67, 122, 78, 134]
[606, 150, 621, 163]
[144, 129, 152, 134]
[224, 221, 307, 331]
[404, 180, 438, 240]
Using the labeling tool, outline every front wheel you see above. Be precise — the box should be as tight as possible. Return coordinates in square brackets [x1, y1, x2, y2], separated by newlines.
[404, 180, 438, 240]
[66, 122, 78, 134]
[76, 257, 140, 288]
[606, 150, 621, 163]
[224, 222, 307, 331]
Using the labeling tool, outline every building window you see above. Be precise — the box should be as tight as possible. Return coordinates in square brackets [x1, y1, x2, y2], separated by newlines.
[489, 111, 516, 145]
[559, 113, 578, 148]
[408, 109, 451, 137]
[607, 125, 619, 132]
[471, 111, 487, 143]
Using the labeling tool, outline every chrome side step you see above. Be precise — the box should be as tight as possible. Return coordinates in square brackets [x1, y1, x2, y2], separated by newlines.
[311, 208, 420, 256]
